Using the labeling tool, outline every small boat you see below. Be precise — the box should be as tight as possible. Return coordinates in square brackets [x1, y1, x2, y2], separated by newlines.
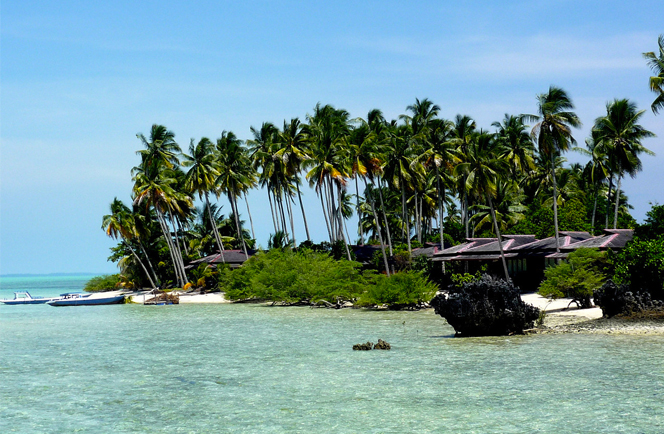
[47, 292, 126, 307]
[1, 291, 57, 305]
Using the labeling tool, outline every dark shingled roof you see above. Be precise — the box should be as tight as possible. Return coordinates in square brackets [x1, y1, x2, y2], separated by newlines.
[412, 246, 439, 258]
[187, 250, 256, 269]
[433, 238, 497, 257]
[511, 231, 592, 255]
[352, 245, 383, 263]
[561, 229, 634, 251]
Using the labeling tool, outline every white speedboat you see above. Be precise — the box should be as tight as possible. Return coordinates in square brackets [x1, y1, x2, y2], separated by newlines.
[47, 292, 125, 307]
[1, 291, 57, 305]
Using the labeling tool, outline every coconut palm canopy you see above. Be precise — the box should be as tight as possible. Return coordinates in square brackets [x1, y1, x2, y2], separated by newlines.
[98, 86, 655, 287]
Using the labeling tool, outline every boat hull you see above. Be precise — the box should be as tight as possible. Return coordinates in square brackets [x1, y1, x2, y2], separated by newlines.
[2, 299, 53, 305]
[48, 295, 125, 306]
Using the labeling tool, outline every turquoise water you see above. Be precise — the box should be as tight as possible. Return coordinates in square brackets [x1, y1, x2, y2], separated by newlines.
[1, 276, 664, 433]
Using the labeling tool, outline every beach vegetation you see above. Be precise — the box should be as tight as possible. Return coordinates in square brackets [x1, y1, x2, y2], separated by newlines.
[538, 248, 608, 309]
[84, 274, 122, 292]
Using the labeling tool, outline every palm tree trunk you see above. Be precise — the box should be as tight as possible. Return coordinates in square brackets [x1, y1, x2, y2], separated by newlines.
[318, 187, 333, 242]
[414, 193, 420, 243]
[355, 177, 364, 245]
[124, 240, 157, 289]
[377, 178, 393, 256]
[435, 166, 446, 273]
[400, 177, 412, 254]
[277, 192, 289, 241]
[205, 193, 225, 263]
[487, 194, 509, 280]
[138, 241, 160, 286]
[243, 192, 256, 241]
[286, 195, 296, 248]
[463, 190, 469, 239]
[605, 173, 614, 229]
[168, 213, 188, 286]
[337, 184, 352, 261]
[364, 178, 390, 276]
[613, 173, 622, 229]
[296, 183, 311, 241]
[229, 192, 248, 257]
[155, 208, 183, 287]
[591, 184, 599, 232]
[268, 189, 278, 234]
[551, 153, 561, 254]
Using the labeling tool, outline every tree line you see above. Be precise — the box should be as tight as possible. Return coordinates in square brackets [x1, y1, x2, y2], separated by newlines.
[102, 36, 663, 288]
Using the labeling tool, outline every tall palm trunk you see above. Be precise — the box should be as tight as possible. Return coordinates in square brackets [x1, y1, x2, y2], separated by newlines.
[377, 178, 393, 256]
[551, 153, 561, 254]
[364, 178, 390, 276]
[296, 184, 311, 241]
[168, 213, 188, 286]
[487, 194, 509, 280]
[435, 166, 446, 273]
[268, 190, 278, 234]
[277, 192, 289, 242]
[205, 193, 225, 263]
[613, 172, 622, 229]
[591, 184, 599, 232]
[229, 192, 248, 257]
[155, 208, 184, 287]
[463, 190, 469, 239]
[138, 241, 160, 286]
[400, 176, 412, 254]
[337, 184, 352, 261]
[285, 195, 296, 247]
[355, 177, 364, 245]
[243, 192, 256, 241]
[318, 188, 333, 242]
[124, 240, 157, 289]
[605, 174, 614, 229]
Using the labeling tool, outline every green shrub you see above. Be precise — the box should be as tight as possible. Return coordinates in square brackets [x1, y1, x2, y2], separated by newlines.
[220, 249, 367, 303]
[356, 271, 438, 308]
[538, 248, 607, 308]
[612, 238, 664, 298]
[84, 274, 122, 292]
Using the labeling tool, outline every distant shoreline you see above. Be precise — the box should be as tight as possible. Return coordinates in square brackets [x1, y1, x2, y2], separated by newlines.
[0, 272, 102, 278]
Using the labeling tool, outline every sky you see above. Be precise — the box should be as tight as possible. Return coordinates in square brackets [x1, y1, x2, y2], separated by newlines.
[1, 0, 663, 275]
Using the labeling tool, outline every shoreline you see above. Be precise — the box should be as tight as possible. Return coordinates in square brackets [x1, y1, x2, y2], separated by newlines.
[124, 290, 664, 335]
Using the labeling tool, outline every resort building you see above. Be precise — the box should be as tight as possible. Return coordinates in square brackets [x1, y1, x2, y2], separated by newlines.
[432, 229, 634, 291]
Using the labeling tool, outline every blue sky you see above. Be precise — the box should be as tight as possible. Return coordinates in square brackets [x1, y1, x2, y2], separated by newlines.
[2, 0, 662, 274]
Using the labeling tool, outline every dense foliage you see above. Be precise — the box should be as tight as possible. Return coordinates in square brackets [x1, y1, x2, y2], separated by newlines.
[430, 275, 540, 336]
[84, 274, 122, 292]
[220, 249, 436, 309]
[538, 248, 608, 308]
[611, 238, 664, 297]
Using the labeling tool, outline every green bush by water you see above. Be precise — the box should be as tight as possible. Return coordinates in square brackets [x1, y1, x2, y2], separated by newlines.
[220, 249, 437, 308]
[84, 274, 122, 292]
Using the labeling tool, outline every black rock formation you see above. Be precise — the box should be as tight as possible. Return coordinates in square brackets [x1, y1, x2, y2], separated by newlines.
[353, 342, 373, 350]
[373, 339, 391, 350]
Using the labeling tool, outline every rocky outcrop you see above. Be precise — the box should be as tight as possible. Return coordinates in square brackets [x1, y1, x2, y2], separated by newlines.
[353, 342, 373, 351]
[352, 339, 391, 350]
[430, 275, 540, 337]
[373, 339, 391, 350]
[594, 280, 664, 318]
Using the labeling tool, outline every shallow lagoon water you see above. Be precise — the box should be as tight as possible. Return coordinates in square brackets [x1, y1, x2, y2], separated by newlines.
[1, 276, 664, 433]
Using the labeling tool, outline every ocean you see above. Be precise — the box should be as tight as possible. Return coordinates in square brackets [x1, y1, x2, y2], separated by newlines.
[1, 275, 663, 433]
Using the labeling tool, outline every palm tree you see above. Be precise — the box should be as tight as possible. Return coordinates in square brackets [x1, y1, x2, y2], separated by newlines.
[451, 115, 477, 238]
[455, 132, 510, 279]
[182, 137, 226, 260]
[418, 117, 457, 269]
[133, 125, 188, 287]
[102, 198, 157, 288]
[275, 117, 312, 241]
[643, 35, 664, 114]
[247, 122, 280, 234]
[304, 103, 352, 260]
[216, 131, 254, 256]
[522, 86, 581, 253]
[492, 114, 536, 177]
[593, 99, 655, 228]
